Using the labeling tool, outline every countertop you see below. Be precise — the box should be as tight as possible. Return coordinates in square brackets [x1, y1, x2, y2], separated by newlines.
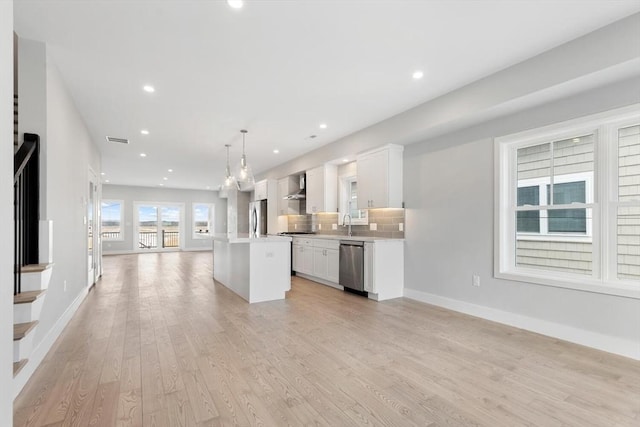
[277, 234, 404, 242]
[212, 233, 292, 243]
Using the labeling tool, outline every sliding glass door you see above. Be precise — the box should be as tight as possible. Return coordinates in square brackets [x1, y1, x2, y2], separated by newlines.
[134, 203, 184, 251]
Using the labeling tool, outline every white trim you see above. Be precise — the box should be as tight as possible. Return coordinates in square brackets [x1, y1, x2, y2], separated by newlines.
[192, 202, 215, 239]
[403, 287, 640, 361]
[495, 104, 640, 296]
[133, 201, 186, 251]
[13, 286, 89, 398]
[295, 272, 343, 290]
[338, 174, 368, 225]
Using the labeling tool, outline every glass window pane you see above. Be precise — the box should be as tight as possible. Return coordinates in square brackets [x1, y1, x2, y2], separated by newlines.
[547, 182, 587, 233]
[618, 206, 640, 281]
[516, 211, 593, 275]
[517, 186, 539, 233]
[194, 204, 211, 236]
[517, 143, 550, 202]
[101, 201, 121, 240]
[161, 207, 180, 248]
[138, 206, 157, 249]
[618, 124, 640, 202]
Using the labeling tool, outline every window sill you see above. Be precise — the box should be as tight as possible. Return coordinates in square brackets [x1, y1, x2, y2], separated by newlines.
[193, 234, 212, 240]
[516, 234, 592, 243]
[495, 269, 640, 300]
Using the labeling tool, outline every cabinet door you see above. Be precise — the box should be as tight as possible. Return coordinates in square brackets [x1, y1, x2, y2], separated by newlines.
[302, 245, 314, 274]
[292, 244, 302, 272]
[326, 248, 339, 283]
[254, 180, 268, 201]
[306, 167, 322, 214]
[357, 149, 388, 209]
[313, 247, 328, 279]
[277, 178, 288, 216]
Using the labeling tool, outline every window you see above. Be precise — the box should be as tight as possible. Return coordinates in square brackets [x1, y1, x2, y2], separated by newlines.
[193, 203, 214, 238]
[339, 176, 368, 225]
[496, 105, 640, 298]
[101, 200, 123, 241]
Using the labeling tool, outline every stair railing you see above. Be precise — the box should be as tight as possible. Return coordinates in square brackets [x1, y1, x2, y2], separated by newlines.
[14, 133, 40, 295]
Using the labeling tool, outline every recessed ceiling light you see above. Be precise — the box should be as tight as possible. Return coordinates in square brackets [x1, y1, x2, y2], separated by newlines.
[143, 85, 155, 93]
[227, 0, 244, 9]
[101, 172, 105, 176]
[412, 70, 424, 80]
[206, 186, 210, 190]
[159, 183, 164, 186]
[163, 177, 168, 181]
[342, 159, 349, 162]
[573, 138, 580, 142]
[168, 168, 173, 172]
[319, 123, 327, 129]
[105, 179, 110, 183]
[140, 129, 149, 135]
[273, 149, 279, 154]
[140, 153, 147, 157]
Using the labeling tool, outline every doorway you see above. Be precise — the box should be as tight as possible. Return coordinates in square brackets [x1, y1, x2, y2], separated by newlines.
[134, 203, 184, 251]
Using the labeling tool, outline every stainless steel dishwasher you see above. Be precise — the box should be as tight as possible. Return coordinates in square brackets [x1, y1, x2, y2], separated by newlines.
[339, 240, 364, 292]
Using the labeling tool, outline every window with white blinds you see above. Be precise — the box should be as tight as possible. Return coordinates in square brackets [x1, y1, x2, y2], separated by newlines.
[495, 105, 640, 298]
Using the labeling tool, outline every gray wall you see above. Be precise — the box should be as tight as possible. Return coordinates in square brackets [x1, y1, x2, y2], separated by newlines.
[403, 81, 640, 348]
[102, 184, 226, 253]
[1, 1, 14, 423]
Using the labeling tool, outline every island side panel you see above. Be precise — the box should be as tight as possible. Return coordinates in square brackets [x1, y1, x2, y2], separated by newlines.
[248, 241, 291, 303]
[213, 239, 250, 301]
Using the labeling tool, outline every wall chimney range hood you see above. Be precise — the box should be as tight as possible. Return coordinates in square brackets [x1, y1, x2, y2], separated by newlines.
[284, 175, 306, 200]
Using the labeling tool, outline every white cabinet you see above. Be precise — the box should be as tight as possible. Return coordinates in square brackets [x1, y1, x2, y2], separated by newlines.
[292, 237, 314, 275]
[363, 240, 404, 301]
[357, 144, 403, 209]
[306, 164, 338, 214]
[294, 237, 339, 285]
[277, 176, 300, 216]
[253, 179, 268, 201]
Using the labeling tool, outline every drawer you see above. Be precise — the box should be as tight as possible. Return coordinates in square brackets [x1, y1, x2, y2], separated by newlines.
[312, 239, 340, 250]
[292, 237, 313, 246]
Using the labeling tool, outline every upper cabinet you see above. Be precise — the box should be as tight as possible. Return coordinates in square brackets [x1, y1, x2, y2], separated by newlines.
[306, 164, 338, 214]
[253, 179, 268, 201]
[357, 144, 403, 209]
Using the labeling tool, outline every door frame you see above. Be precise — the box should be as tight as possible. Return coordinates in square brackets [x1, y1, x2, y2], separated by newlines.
[87, 167, 99, 287]
[133, 201, 185, 252]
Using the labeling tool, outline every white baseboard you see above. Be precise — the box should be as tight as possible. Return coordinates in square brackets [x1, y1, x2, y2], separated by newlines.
[403, 288, 640, 361]
[295, 273, 343, 290]
[13, 286, 89, 398]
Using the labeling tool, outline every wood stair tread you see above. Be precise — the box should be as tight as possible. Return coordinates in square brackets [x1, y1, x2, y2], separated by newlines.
[14, 290, 46, 304]
[13, 359, 28, 377]
[14, 321, 38, 341]
[21, 263, 54, 273]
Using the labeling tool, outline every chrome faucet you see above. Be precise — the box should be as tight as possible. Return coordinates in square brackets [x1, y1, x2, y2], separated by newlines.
[343, 213, 352, 237]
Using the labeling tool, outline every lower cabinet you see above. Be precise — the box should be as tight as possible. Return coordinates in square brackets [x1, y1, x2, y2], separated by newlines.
[293, 238, 339, 285]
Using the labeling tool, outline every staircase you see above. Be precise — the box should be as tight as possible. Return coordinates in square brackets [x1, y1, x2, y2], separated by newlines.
[13, 132, 52, 379]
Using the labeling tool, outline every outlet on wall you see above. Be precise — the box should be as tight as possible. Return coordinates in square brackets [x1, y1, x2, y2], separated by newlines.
[399, 223, 404, 232]
[472, 274, 480, 287]
[370, 223, 377, 231]
[64, 280, 67, 291]
[332, 224, 337, 230]
[294, 223, 298, 230]
[318, 224, 322, 230]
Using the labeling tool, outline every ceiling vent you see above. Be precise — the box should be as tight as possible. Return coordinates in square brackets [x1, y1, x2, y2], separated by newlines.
[105, 136, 130, 144]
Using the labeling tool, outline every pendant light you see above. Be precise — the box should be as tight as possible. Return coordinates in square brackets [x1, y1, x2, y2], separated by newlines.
[235, 129, 255, 191]
[223, 144, 237, 190]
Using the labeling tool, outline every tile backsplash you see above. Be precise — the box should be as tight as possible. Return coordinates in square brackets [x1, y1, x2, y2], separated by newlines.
[287, 209, 405, 238]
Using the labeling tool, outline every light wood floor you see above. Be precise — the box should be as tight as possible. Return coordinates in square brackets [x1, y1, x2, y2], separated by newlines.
[14, 252, 640, 426]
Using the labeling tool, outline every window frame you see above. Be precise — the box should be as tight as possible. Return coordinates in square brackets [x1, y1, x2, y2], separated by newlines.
[100, 199, 124, 241]
[495, 104, 640, 299]
[192, 202, 215, 239]
[339, 175, 368, 226]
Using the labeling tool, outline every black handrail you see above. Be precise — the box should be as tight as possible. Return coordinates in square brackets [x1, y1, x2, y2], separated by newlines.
[14, 133, 40, 295]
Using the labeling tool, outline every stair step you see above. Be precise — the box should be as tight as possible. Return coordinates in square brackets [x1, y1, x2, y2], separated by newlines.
[14, 321, 38, 341]
[13, 359, 28, 377]
[14, 290, 46, 305]
[21, 263, 54, 273]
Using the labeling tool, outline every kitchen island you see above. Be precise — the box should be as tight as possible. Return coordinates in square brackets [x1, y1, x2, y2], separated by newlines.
[212, 234, 292, 303]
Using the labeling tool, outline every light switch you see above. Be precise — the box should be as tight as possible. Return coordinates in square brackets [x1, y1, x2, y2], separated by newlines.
[370, 223, 377, 231]
[332, 224, 337, 230]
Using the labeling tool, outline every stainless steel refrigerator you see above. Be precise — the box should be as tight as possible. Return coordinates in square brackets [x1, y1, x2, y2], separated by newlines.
[249, 200, 267, 237]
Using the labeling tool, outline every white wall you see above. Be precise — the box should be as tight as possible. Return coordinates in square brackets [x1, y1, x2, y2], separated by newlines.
[14, 38, 102, 393]
[0, 2, 14, 423]
[102, 184, 226, 253]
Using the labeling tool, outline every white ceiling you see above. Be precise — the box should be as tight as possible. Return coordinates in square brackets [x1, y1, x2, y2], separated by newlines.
[13, 0, 640, 190]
